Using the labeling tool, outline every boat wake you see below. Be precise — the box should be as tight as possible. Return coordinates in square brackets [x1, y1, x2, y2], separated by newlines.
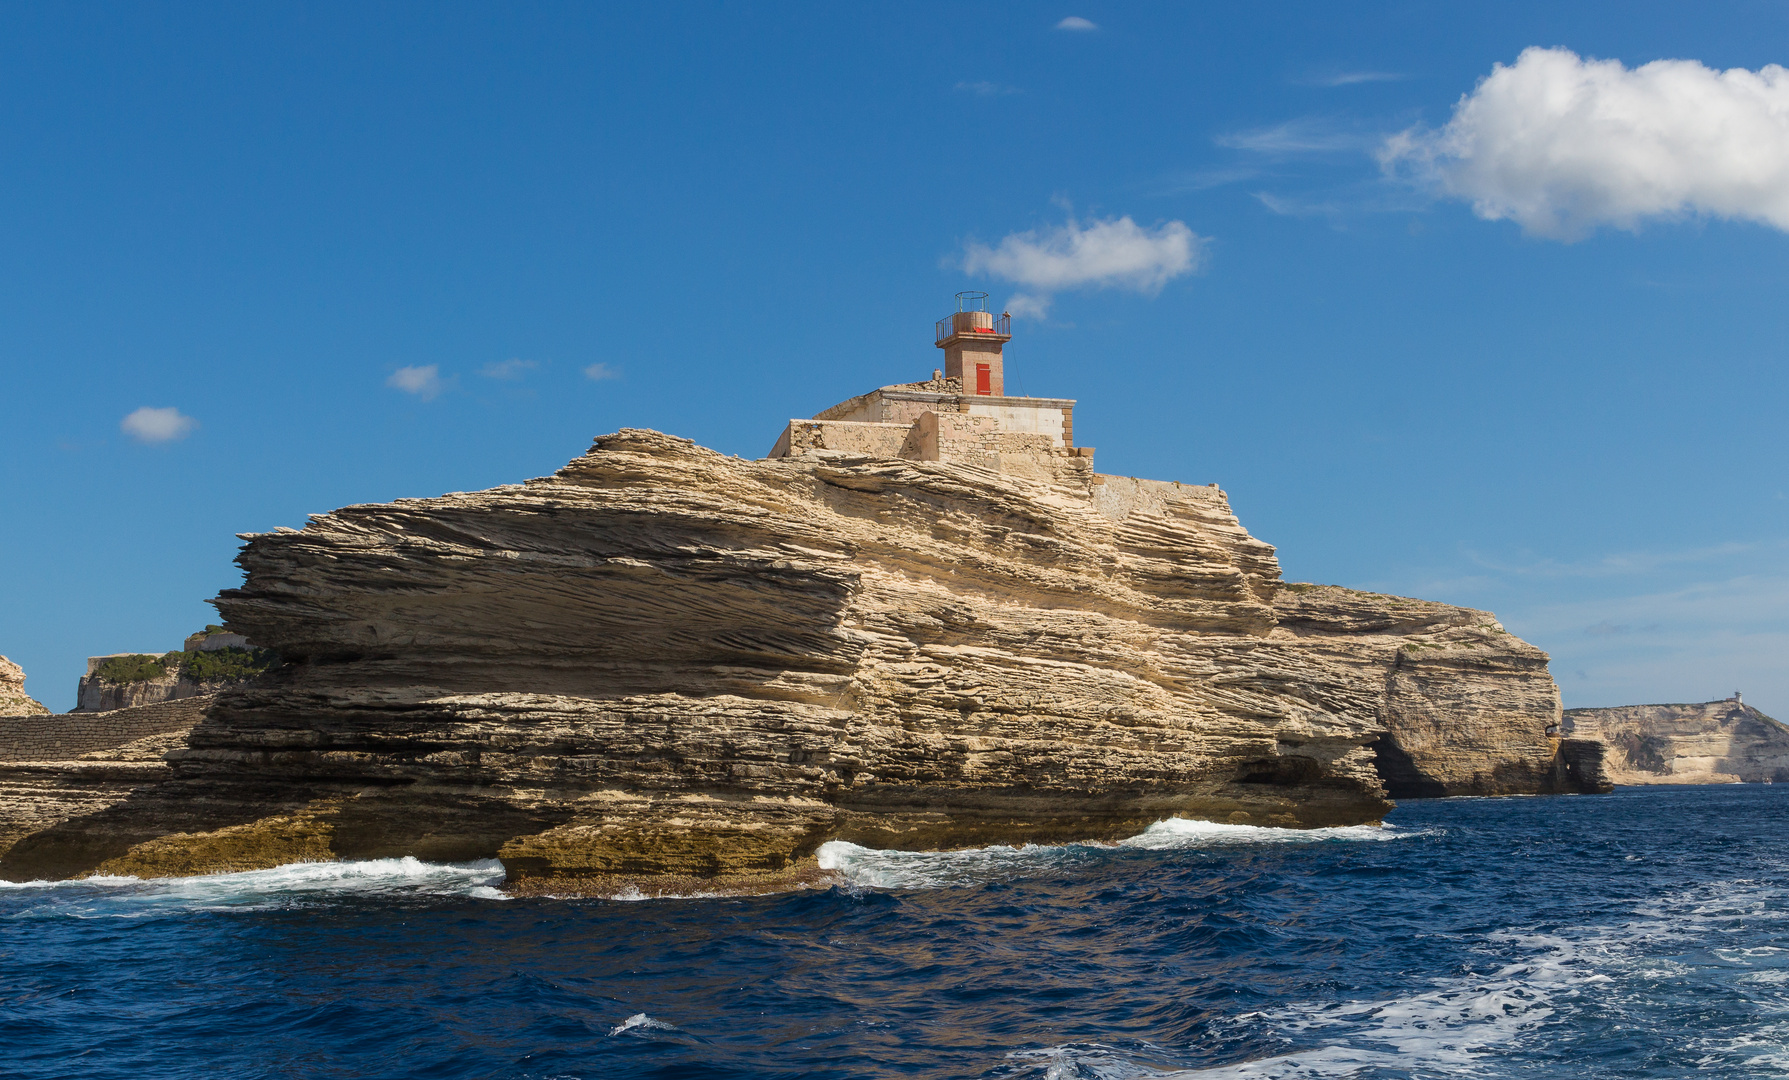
[1000, 877, 1789, 1078]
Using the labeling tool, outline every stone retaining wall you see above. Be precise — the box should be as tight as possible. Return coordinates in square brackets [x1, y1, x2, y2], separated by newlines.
[0, 696, 213, 762]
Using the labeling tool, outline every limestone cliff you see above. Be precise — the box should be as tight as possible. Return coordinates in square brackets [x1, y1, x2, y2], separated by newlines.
[0, 656, 50, 717]
[75, 633, 275, 713]
[0, 431, 1591, 888]
[1272, 586, 1609, 797]
[1566, 700, 1789, 785]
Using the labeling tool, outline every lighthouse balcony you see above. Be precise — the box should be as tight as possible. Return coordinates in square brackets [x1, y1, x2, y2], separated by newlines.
[935, 310, 1011, 345]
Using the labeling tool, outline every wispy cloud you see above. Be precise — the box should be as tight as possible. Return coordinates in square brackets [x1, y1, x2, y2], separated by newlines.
[1202, 114, 1432, 219]
[1216, 118, 1377, 156]
[480, 358, 538, 380]
[1254, 192, 1338, 218]
[956, 81, 1021, 97]
[1056, 16, 1097, 31]
[1252, 184, 1429, 219]
[120, 406, 197, 444]
[1151, 166, 1261, 195]
[387, 364, 444, 400]
[1303, 70, 1407, 87]
[583, 363, 620, 381]
[1360, 538, 1789, 715]
[1584, 620, 1662, 637]
[1461, 541, 1762, 580]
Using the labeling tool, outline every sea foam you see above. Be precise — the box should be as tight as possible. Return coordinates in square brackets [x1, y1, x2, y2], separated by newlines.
[1, 856, 507, 917]
[817, 816, 1429, 891]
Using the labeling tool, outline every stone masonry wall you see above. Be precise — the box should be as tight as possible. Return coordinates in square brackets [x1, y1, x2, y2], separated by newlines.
[0, 697, 213, 762]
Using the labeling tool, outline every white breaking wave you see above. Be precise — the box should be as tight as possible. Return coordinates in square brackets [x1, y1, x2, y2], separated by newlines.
[0, 857, 508, 917]
[608, 1012, 679, 1037]
[1117, 818, 1417, 850]
[818, 818, 1428, 891]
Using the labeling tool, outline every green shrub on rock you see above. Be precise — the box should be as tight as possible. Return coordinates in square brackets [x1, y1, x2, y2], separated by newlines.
[92, 654, 172, 683]
[179, 646, 279, 681]
[91, 645, 280, 685]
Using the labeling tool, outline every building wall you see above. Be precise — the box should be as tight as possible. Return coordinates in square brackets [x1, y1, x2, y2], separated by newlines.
[811, 392, 881, 423]
[963, 401, 1066, 444]
[776, 420, 913, 458]
[770, 385, 1082, 472]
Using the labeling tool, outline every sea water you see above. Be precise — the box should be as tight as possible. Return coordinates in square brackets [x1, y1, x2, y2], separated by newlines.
[4, 785, 1788, 1078]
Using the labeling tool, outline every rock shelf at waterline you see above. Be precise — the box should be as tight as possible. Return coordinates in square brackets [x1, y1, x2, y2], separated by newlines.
[0, 428, 1606, 888]
[0, 816, 1430, 905]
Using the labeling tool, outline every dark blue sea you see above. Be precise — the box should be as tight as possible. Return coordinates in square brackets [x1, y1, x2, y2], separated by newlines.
[6, 786, 1789, 1078]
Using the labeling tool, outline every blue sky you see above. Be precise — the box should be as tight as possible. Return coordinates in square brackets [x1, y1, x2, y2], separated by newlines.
[3, 2, 1787, 715]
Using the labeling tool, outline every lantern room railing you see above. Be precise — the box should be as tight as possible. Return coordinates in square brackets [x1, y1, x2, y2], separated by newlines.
[935, 310, 1011, 345]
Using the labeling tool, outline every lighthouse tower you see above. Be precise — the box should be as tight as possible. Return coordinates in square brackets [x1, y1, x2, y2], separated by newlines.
[935, 291, 1011, 396]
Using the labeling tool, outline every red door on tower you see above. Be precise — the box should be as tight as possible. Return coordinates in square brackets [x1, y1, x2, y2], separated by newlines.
[975, 364, 991, 395]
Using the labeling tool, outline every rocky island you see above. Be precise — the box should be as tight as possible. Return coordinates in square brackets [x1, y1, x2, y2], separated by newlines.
[0, 302, 1605, 891]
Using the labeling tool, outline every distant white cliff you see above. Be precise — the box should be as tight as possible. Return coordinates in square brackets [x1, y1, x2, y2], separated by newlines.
[1565, 698, 1789, 785]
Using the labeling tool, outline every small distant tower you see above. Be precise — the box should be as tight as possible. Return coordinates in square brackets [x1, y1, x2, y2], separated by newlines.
[936, 291, 1011, 397]
[1735, 690, 1744, 705]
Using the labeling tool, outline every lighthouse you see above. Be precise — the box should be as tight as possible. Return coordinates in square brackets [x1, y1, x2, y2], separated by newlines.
[765, 294, 1090, 475]
[935, 291, 1011, 396]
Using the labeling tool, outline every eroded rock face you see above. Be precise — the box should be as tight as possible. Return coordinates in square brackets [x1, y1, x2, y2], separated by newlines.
[0, 430, 1589, 887]
[0, 657, 49, 717]
[1272, 586, 1609, 797]
[1566, 700, 1789, 785]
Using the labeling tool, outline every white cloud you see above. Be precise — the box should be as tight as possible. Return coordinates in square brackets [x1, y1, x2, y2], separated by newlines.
[583, 363, 619, 381]
[387, 364, 443, 400]
[120, 406, 196, 444]
[480, 358, 538, 380]
[1381, 47, 1789, 239]
[1003, 293, 1051, 320]
[961, 215, 1201, 299]
[1056, 16, 1097, 31]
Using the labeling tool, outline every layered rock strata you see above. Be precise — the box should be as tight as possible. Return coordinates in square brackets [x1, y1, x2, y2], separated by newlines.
[1272, 586, 1610, 797]
[1566, 700, 1789, 785]
[0, 656, 49, 716]
[0, 430, 1591, 887]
